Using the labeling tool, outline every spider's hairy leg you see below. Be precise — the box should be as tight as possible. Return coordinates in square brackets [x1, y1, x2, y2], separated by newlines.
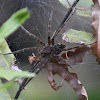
[0, 47, 41, 55]
[52, 38, 54, 45]
[21, 25, 45, 46]
[58, 55, 73, 69]
[51, 0, 79, 40]
[15, 56, 42, 99]
[63, 41, 97, 52]
[14, 60, 40, 99]
[48, 11, 53, 45]
[14, 58, 49, 99]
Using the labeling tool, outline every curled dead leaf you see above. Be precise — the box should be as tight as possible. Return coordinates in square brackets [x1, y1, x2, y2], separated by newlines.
[67, 45, 90, 65]
[46, 57, 88, 100]
[92, 0, 100, 63]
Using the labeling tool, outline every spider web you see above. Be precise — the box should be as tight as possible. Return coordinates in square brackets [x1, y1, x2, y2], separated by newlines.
[0, 0, 100, 100]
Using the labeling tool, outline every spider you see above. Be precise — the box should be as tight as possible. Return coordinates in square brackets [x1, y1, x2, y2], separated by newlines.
[5, 0, 89, 100]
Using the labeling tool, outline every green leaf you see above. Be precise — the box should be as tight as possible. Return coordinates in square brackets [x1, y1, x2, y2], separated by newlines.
[59, 0, 93, 8]
[0, 91, 11, 100]
[76, 9, 91, 17]
[62, 29, 96, 44]
[0, 68, 35, 81]
[0, 81, 13, 90]
[0, 81, 12, 100]
[59, 0, 74, 8]
[0, 39, 15, 68]
[76, 0, 93, 17]
[59, 0, 93, 17]
[0, 8, 30, 41]
[78, 0, 93, 8]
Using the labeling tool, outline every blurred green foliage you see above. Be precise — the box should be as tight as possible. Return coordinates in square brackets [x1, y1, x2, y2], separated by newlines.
[0, 8, 36, 100]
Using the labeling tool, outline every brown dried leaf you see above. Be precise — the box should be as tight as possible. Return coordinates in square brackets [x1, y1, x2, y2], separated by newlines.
[91, 43, 97, 56]
[92, 0, 100, 63]
[67, 45, 90, 65]
[48, 71, 62, 91]
[46, 61, 88, 100]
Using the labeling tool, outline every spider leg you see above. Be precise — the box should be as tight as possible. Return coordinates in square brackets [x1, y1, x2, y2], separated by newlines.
[51, 0, 79, 40]
[1, 47, 41, 55]
[58, 54, 73, 69]
[14, 58, 49, 99]
[48, 11, 53, 45]
[48, 71, 62, 91]
[21, 25, 45, 46]
[51, 38, 54, 46]
[63, 41, 97, 52]
[14, 60, 41, 99]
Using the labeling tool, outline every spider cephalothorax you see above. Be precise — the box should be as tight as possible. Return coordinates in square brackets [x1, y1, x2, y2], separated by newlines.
[14, 0, 88, 100]
[41, 44, 66, 57]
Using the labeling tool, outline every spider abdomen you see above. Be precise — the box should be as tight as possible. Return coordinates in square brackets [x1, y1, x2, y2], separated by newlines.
[53, 44, 66, 55]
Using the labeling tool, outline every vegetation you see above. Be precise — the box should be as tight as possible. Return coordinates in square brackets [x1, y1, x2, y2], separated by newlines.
[0, 8, 35, 100]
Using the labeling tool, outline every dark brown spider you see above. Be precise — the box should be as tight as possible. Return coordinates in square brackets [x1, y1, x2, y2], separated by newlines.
[10, 0, 89, 100]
